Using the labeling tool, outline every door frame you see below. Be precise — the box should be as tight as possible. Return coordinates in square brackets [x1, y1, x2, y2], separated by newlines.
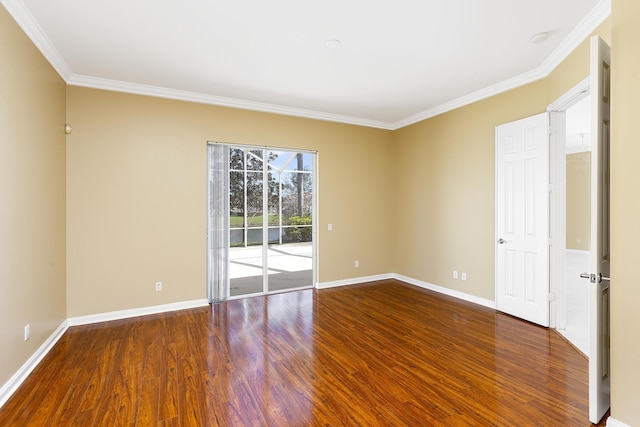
[547, 76, 590, 330]
[206, 142, 318, 302]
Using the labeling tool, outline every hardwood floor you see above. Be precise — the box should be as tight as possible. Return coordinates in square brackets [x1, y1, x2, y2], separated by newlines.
[0, 280, 606, 426]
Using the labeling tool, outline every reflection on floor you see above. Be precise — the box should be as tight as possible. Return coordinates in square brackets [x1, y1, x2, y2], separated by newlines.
[230, 242, 312, 296]
[559, 250, 589, 356]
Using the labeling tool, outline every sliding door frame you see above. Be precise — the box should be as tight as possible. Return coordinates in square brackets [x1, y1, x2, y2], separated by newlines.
[207, 141, 318, 302]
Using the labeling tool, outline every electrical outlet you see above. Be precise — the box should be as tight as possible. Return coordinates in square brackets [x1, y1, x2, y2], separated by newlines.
[24, 324, 30, 341]
[461, 272, 467, 281]
[328, 224, 333, 231]
[453, 270, 458, 279]
[155, 281, 162, 291]
[354, 260, 359, 268]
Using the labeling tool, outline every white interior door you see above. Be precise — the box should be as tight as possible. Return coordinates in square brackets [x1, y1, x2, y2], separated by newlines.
[495, 112, 550, 327]
[586, 35, 611, 424]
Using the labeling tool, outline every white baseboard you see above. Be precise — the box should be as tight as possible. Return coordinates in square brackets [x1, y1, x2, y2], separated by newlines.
[0, 320, 69, 408]
[67, 299, 210, 326]
[316, 272, 495, 310]
[393, 274, 496, 309]
[565, 249, 589, 256]
[316, 273, 393, 289]
[0, 299, 209, 409]
[607, 417, 631, 427]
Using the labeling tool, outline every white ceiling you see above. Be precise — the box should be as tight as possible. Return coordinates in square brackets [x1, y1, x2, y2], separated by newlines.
[3, 0, 609, 129]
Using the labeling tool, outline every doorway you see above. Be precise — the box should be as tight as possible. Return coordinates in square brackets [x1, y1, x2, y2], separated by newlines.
[207, 143, 317, 302]
[547, 79, 592, 353]
[559, 95, 591, 356]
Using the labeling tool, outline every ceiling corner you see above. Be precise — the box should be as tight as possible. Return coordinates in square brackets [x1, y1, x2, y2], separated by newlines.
[537, 0, 611, 76]
[2, 0, 73, 81]
[391, 0, 611, 130]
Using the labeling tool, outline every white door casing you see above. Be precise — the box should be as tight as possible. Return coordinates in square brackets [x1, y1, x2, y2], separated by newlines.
[587, 35, 611, 425]
[495, 112, 550, 327]
[547, 76, 590, 333]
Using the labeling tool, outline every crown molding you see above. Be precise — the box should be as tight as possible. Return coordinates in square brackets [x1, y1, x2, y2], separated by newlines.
[4, 0, 610, 131]
[67, 74, 394, 130]
[537, 0, 611, 76]
[1, 0, 72, 80]
[392, 67, 548, 129]
[390, 0, 610, 130]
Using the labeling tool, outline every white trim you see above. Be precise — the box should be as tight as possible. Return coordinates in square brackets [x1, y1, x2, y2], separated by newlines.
[393, 0, 610, 129]
[548, 77, 590, 112]
[606, 418, 631, 427]
[67, 299, 209, 326]
[0, 0, 72, 80]
[566, 248, 589, 256]
[548, 81, 590, 332]
[0, 320, 69, 408]
[2, 0, 610, 131]
[394, 67, 549, 129]
[315, 274, 393, 290]
[549, 110, 567, 330]
[393, 274, 496, 310]
[317, 273, 496, 309]
[537, 0, 611, 79]
[67, 75, 394, 130]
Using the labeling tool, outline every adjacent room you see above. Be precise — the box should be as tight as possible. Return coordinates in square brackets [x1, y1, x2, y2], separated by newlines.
[1, 0, 639, 426]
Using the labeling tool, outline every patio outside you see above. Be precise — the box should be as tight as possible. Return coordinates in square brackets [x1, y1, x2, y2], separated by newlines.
[228, 148, 314, 297]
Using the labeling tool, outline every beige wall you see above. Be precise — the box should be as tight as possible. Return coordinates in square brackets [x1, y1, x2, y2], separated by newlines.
[66, 87, 394, 316]
[390, 20, 610, 302]
[0, 6, 67, 387]
[391, 82, 547, 300]
[611, 0, 640, 425]
[4, 3, 639, 424]
[566, 152, 591, 251]
[546, 22, 610, 103]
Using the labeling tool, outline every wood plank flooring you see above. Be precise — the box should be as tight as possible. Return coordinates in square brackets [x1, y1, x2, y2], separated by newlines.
[0, 280, 607, 426]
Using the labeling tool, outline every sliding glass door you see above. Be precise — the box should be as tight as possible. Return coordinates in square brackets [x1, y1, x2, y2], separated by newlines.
[266, 150, 313, 293]
[208, 144, 315, 301]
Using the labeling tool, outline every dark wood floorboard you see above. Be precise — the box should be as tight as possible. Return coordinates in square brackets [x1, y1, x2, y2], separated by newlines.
[0, 280, 608, 426]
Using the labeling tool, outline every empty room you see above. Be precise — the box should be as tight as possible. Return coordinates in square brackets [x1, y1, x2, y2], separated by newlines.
[1, 0, 639, 425]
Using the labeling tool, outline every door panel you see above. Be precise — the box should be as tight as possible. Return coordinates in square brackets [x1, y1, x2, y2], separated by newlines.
[267, 150, 313, 293]
[224, 146, 315, 298]
[230, 162, 264, 297]
[588, 35, 611, 424]
[496, 112, 549, 327]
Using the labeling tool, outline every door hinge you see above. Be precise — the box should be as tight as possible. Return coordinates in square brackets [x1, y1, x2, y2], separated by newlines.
[548, 126, 555, 136]
[548, 293, 556, 302]
[548, 238, 552, 246]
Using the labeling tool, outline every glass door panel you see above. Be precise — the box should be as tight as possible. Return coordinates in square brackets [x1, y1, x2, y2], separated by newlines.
[229, 152, 264, 297]
[229, 170, 244, 247]
[266, 151, 313, 292]
[219, 146, 314, 298]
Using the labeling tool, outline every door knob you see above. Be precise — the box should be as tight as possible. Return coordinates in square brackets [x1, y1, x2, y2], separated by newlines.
[497, 238, 507, 244]
[580, 272, 611, 283]
[580, 273, 599, 283]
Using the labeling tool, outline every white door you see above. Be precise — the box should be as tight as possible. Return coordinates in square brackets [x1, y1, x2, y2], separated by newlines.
[585, 35, 611, 424]
[495, 112, 550, 327]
